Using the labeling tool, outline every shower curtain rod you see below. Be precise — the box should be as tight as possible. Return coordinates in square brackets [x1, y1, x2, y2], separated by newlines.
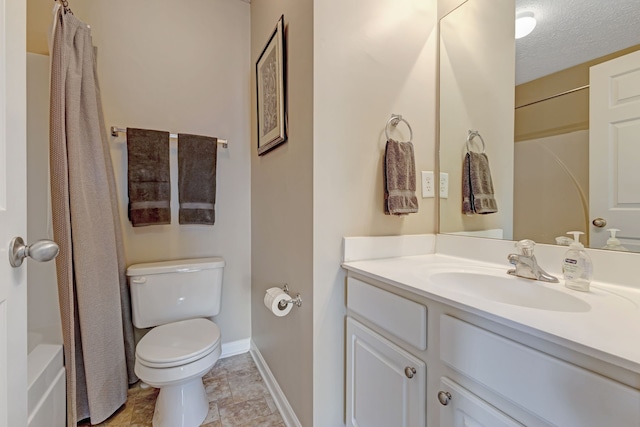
[110, 126, 229, 148]
[515, 84, 589, 110]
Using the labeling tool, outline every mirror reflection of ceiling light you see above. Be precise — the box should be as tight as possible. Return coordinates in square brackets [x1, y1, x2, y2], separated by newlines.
[515, 12, 537, 39]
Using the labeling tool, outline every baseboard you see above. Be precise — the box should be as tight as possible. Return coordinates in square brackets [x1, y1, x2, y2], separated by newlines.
[250, 340, 302, 427]
[220, 338, 251, 359]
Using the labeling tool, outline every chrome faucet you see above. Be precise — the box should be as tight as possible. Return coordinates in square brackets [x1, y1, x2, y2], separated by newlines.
[507, 239, 559, 283]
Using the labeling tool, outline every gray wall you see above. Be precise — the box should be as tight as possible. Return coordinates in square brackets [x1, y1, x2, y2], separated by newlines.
[250, 1, 315, 426]
[251, 0, 439, 425]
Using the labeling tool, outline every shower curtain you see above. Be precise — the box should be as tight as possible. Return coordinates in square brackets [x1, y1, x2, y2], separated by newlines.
[49, 5, 137, 425]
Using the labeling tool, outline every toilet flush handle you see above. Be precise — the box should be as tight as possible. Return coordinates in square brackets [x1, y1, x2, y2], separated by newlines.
[131, 277, 146, 284]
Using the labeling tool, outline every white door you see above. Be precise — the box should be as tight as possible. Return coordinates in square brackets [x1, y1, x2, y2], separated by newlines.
[346, 318, 426, 427]
[438, 377, 523, 427]
[590, 50, 640, 251]
[0, 0, 27, 426]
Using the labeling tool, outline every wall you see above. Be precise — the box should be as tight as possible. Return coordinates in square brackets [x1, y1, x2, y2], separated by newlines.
[313, 0, 438, 425]
[251, 0, 438, 425]
[439, 0, 515, 238]
[71, 0, 252, 346]
[26, 0, 51, 55]
[250, 1, 315, 426]
[26, 53, 62, 349]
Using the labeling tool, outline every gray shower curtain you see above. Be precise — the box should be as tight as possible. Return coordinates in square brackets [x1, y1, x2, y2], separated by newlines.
[49, 6, 137, 426]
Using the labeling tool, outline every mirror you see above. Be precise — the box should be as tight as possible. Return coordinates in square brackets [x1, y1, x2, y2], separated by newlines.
[439, 0, 640, 252]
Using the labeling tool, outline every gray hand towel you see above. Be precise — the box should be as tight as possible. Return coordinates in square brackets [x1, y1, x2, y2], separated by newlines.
[178, 133, 218, 225]
[127, 128, 171, 226]
[384, 139, 419, 215]
[462, 151, 498, 215]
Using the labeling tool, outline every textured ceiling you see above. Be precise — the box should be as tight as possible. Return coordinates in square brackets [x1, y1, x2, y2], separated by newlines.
[515, 0, 640, 84]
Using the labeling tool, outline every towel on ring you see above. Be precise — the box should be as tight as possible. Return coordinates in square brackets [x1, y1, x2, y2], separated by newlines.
[126, 128, 171, 226]
[178, 133, 218, 225]
[384, 139, 419, 215]
[462, 151, 498, 215]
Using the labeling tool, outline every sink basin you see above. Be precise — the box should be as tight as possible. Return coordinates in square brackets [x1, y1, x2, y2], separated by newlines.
[428, 271, 591, 312]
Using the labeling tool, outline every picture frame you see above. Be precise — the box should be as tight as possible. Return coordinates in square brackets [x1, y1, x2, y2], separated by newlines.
[256, 15, 287, 155]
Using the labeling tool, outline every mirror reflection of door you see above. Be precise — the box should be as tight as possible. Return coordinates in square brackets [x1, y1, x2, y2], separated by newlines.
[513, 46, 640, 251]
[438, 0, 640, 252]
[589, 50, 640, 252]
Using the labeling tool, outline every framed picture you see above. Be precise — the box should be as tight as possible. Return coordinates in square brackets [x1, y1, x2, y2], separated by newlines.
[256, 15, 287, 155]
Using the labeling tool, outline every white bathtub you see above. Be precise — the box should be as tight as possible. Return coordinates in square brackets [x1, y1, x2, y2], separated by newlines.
[27, 52, 66, 427]
[27, 343, 66, 427]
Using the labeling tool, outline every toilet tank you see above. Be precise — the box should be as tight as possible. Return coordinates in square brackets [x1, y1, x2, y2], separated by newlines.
[127, 257, 225, 329]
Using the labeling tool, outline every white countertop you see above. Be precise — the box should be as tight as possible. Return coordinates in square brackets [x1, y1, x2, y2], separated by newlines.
[343, 253, 640, 374]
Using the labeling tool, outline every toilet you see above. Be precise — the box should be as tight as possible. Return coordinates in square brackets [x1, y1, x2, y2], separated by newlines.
[127, 257, 225, 427]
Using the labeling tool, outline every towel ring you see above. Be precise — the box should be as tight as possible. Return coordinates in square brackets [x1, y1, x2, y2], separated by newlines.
[385, 114, 413, 143]
[466, 130, 486, 153]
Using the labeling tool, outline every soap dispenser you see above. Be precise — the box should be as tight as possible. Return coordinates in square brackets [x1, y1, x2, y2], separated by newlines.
[562, 231, 593, 292]
[602, 228, 628, 252]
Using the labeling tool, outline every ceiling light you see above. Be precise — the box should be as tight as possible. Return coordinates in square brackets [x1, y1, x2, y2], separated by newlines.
[515, 12, 536, 39]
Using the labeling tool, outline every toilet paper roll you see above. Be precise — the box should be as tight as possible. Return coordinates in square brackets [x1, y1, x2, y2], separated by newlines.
[264, 287, 293, 317]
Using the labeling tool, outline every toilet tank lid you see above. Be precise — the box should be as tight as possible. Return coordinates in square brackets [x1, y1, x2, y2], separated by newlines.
[126, 257, 225, 276]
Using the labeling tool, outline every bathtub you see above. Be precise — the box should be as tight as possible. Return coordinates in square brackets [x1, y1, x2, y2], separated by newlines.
[27, 341, 66, 427]
[26, 52, 67, 427]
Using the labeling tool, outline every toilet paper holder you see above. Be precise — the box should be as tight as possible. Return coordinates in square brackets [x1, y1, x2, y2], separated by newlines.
[279, 284, 303, 308]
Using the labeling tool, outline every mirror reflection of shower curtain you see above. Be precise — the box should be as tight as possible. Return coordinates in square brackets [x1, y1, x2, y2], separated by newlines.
[49, 5, 137, 426]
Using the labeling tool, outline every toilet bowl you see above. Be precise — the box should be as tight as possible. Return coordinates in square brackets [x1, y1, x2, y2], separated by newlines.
[134, 318, 221, 427]
[127, 257, 225, 427]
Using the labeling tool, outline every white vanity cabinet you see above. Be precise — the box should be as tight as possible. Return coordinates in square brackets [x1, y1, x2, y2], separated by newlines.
[440, 314, 640, 427]
[345, 272, 640, 427]
[438, 377, 523, 427]
[346, 277, 428, 427]
[346, 318, 426, 427]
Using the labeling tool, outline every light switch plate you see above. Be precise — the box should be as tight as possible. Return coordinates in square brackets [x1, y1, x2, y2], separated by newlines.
[422, 171, 435, 198]
[440, 172, 449, 198]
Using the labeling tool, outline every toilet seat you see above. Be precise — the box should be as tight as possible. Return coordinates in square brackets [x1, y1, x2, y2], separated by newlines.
[136, 318, 221, 368]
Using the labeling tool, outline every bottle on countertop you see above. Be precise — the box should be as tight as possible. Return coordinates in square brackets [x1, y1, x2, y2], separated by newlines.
[562, 231, 593, 292]
[602, 228, 628, 252]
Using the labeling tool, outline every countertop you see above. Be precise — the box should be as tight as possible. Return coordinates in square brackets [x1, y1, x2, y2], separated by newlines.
[343, 253, 640, 375]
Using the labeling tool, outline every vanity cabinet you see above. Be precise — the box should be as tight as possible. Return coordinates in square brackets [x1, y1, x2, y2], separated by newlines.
[346, 277, 428, 427]
[345, 273, 640, 427]
[438, 377, 523, 427]
[346, 318, 426, 427]
[440, 314, 640, 427]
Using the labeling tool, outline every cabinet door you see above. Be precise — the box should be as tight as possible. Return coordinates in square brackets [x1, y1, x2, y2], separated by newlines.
[438, 377, 523, 427]
[346, 317, 426, 427]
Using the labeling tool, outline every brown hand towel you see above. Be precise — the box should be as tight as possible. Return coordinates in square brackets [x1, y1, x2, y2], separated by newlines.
[462, 151, 498, 215]
[178, 133, 218, 225]
[384, 139, 419, 215]
[127, 128, 171, 226]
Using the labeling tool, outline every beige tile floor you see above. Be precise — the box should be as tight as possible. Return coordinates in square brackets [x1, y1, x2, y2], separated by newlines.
[79, 353, 285, 427]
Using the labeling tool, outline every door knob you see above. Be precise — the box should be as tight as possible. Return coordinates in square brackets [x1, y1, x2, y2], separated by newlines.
[9, 237, 59, 268]
[592, 218, 607, 228]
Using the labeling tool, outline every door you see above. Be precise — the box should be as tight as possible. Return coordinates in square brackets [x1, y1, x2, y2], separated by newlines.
[438, 377, 523, 427]
[346, 318, 426, 427]
[0, 0, 27, 426]
[590, 50, 640, 251]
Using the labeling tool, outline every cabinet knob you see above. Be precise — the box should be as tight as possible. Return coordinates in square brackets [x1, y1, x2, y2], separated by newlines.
[404, 366, 416, 379]
[437, 391, 452, 406]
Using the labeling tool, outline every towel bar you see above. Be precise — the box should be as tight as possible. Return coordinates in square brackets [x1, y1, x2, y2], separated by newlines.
[110, 126, 228, 148]
[385, 114, 413, 143]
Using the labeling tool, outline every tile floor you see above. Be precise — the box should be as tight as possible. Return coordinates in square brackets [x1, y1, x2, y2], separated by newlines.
[79, 353, 285, 427]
